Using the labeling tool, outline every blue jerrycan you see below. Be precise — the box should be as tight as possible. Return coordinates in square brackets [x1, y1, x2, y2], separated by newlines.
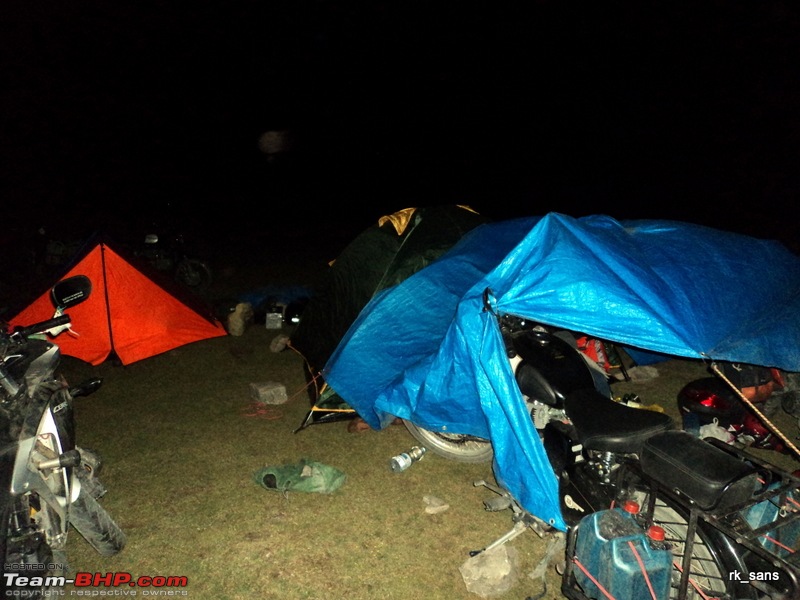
[573, 500, 672, 600]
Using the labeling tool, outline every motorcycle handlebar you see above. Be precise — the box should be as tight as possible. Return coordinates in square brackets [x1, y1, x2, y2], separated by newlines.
[14, 314, 71, 339]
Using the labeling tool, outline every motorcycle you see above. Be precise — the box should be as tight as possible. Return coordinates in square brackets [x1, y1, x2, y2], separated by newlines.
[403, 312, 800, 599]
[134, 229, 213, 291]
[0, 275, 126, 595]
[32, 224, 212, 292]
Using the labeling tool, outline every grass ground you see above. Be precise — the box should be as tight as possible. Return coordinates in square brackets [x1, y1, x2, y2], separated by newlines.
[59, 324, 566, 600]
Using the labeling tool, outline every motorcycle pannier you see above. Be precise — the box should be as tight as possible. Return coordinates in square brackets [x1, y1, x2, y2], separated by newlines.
[640, 430, 759, 511]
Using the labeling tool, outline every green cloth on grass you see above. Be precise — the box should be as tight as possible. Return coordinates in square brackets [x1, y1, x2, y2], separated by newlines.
[253, 458, 346, 494]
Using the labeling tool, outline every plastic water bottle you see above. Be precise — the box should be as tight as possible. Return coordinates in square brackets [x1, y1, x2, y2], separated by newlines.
[390, 446, 427, 472]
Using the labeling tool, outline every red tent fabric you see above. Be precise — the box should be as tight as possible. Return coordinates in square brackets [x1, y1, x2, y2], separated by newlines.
[9, 241, 227, 365]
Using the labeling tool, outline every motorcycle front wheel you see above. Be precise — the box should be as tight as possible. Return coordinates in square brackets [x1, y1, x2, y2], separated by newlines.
[69, 491, 127, 557]
[174, 258, 212, 290]
[403, 420, 494, 463]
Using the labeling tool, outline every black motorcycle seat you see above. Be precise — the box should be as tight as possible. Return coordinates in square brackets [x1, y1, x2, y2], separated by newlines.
[640, 430, 759, 511]
[564, 388, 675, 454]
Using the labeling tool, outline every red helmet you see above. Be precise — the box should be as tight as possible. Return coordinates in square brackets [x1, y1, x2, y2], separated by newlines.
[677, 377, 745, 427]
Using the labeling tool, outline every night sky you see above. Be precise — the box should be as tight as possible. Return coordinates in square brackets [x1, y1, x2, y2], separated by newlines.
[2, 3, 799, 248]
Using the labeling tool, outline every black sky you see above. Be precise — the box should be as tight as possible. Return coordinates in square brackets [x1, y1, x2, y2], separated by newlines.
[2, 3, 799, 247]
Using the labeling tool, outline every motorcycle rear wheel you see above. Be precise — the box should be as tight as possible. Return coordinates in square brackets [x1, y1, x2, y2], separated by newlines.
[648, 498, 749, 600]
[403, 420, 494, 463]
[174, 258, 212, 289]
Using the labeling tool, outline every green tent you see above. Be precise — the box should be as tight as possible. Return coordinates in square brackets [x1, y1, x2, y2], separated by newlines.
[290, 205, 487, 430]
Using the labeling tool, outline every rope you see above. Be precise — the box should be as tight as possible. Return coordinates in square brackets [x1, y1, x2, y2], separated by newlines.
[710, 362, 800, 459]
[571, 557, 616, 600]
[760, 534, 795, 554]
[287, 373, 320, 403]
[241, 402, 283, 420]
[627, 540, 659, 600]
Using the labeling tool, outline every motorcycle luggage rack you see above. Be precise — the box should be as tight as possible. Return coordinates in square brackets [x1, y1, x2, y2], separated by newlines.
[643, 441, 800, 599]
[562, 443, 800, 600]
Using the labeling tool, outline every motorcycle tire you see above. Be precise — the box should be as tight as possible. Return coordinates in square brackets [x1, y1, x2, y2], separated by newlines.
[70, 491, 127, 557]
[174, 258, 212, 290]
[403, 419, 494, 463]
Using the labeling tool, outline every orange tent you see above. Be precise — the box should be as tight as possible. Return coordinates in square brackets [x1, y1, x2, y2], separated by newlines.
[9, 239, 227, 365]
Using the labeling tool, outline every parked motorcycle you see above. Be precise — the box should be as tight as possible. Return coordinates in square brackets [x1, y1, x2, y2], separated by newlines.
[0, 275, 126, 595]
[32, 224, 212, 292]
[134, 229, 213, 291]
[404, 313, 800, 599]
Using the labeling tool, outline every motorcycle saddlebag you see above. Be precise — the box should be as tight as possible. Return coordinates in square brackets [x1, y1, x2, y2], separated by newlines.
[640, 430, 759, 511]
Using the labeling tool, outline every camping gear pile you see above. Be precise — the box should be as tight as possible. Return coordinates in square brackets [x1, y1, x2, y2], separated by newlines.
[308, 211, 800, 598]
[677, 364, 799, 452]
[319, 212, 800, 528]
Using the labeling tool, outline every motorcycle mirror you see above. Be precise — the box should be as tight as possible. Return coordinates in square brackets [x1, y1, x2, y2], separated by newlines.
[51, 275, 92, 309]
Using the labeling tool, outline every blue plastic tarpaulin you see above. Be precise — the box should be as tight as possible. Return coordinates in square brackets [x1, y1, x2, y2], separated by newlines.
[324, 213, 800, 531]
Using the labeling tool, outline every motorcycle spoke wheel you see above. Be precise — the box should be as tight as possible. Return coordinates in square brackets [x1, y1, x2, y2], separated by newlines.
[403, 420, 494, 463]
[174, 259, 212, 289]
[649, 500, 740, 600]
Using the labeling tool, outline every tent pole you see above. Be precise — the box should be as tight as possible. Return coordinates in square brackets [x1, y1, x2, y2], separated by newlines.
[100, 243, 117, 358]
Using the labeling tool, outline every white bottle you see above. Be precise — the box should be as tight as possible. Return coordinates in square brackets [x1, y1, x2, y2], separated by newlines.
[389, 446, 427, 472]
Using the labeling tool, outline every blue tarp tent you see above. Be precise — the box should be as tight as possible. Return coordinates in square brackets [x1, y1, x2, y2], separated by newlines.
[324, 213, 800, 531]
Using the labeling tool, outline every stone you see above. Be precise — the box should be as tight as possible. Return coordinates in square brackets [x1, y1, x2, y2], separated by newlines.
[227, 302, 254, 336]
[249, 382, 288, 405]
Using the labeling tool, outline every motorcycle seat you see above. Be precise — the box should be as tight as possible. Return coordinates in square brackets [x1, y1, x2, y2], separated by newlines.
[564, 388, 675, 454]
[640, 430, 760, 511]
